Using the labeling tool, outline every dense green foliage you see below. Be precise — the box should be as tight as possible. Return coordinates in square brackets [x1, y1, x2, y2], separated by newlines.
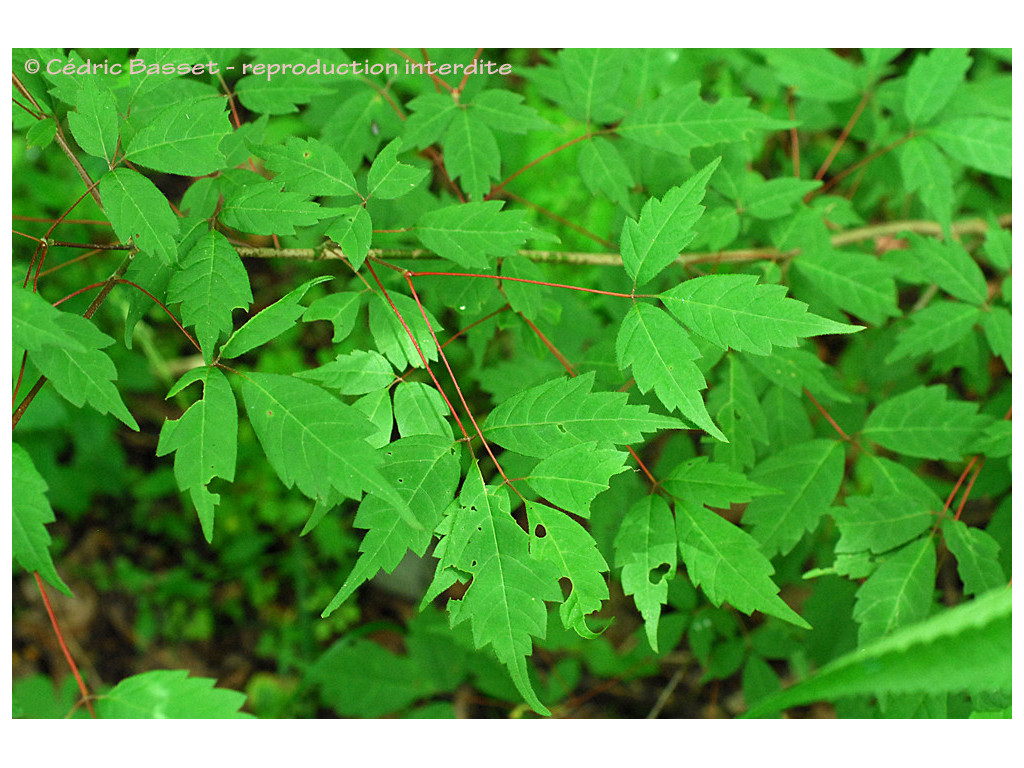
[12, 47, 1011, 719]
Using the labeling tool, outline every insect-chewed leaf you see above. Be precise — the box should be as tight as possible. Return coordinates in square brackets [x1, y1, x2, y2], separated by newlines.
[676, 502, 811, 629]
[853, 537, 935, 645]
[100, 168, 179, 265]
[12, 444, 71, 595]
[156, 367, 237, 542]
[219, 182, 324, 236]
[302, 291, 362, 343]
[167, 230, 253, 364]
[862, 384, 993, 461]
[661, 273, 861, 355]
[125, 96, 230, 175]
[97, 670, 253, 719]
[416, 200, 558, 269]
[525, 442, 628, 517]
[241, 373, 412, 527]
[366, 137, 429, 200]
[616, 302, 725, 441]
[620, 158, 719, 287]
[220, 276, 331, 359]
[941, 519, 1005, 598]
[614, 495, 677, 651]
[256, 136, 360, 199]
[483, 371, 682, 459]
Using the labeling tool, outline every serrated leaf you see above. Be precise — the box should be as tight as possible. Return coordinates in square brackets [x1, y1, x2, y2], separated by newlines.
[403, 92, 459, 149]
[616, 303, 724, 440]
[676, 502, 810, 629]
[323, 205, 372, 269]
[353, 388, 393, 449]
[12, 444, 71, 595]
[614, 495, 677, 652]
[862, 385, 992, 461]
[257, 136, 360, 199]
[393, 381, 452, 439]
[125, 96, 229, 175]
[322, 436, 459, 614]
[942, 519, 1005, 597]
[618, 82, 781, 156]
[302, 291, 361, 343]
[235, 69, 331, 115]
[219, 182, 324, 236]
[444, 109, 500, 201]
[743, 177, 821, 220]
[366, 137, 428, 200]
[220, 276, 331, 359]
[886, 300, 982, 363]
[578, 137, 634, 210]
[31, 313, 138, 430]
[663, 456, 778, 509]
[832, 493, 935, 556]
[100, 168, 179, 265]
[156, 367, 237, 542]
[982, 306, 1011, 371]
[854, 537, 936, 644]
[898, 137, 954, 235]
[167, 230, 253, 364]
[96, 670, 252, 718]
[438, 468, 561, 716]
[708, 354, 767, 470]
[241, 373, 412, 527]
[483, 371, 682, 459]
[25, 118, 57, 149]
[744, 440, 845, 558]
[298, 349, 394, 395]
[620, 158, 719, 287]
[662, 274, 861, 355]
[471, 90, 550, 134]
[929, 117, 1011, 178]
[764, 48, 863, 102]
[526, 442, 628, 517]
[368, 290, 442, 369]
[67, 82, 119, 162]
[556, 48, 628, 124]
[416, 200, 558, 269]
[12, 283, 87, 354]
[526, 501, 609, 638]
[745, 347, 850, 403]
[906, 234, 988, 306]
[793, 249, 900, 326]
[904, 48, 972, 126]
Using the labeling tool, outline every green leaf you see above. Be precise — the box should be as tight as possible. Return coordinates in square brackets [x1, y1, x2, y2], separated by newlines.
[743, 177, 821, 220]
[832, 493, 934, 556]
[31, 313, 138, 430]
[942, 519, 1005, 597]
[241, 372, 412, 527]
[302, 291, 361, 343]
[167, 230, 253, 364]
[862, 385, 993, 461]
[323, 205, 372, 269]
[96, 670, 252, 718]
[618, 81, 782, 156]
[676, 502, 810, 629]
[556, 48, 628, 124]
[905, 234, 988, 306]
[661, 274, 861, 355]
[443, 108, 500, 201]
[615, 303, 725, 440]
[982, 306, 1011, 371]
[125, 96, 230, 175]
[437, 467, 561, 716]
[614, 495, 677, 652]
[322, 436, 459, 614]
[298, 349, 394, 395]
[929, 117, 1011, 178]
[25, 118, 57, 150]
[483, 371, 682, 459]
[366, 137, 428, 200]
[219, 182, 325, 236]
[100, 168, 179, 265]
[526, 442, 628, 517]
[220, 275, 331, 359]
[416, 200, 558, 269]
[620, 158, 720, 287]
[526, 501, 610, 638]
[853, 537, 936, 644]
[367, 290, 442, 370]
[12, 282, 87, 354]
[792, 249, 900, 326]
[763, 48, 863, 102]
[471, 90, 550, 134]
[577, 137, 635, 211]
[662, 456, 778, 509]
[898, 137, 954, 234]
[67, 81, 119, 162]
[886, 300, 982, 363]
[257, 136, 360, 200]
[156, 367, 237, 542]
[393, 381, 452, 439]
[403, 92, 459, 148]
[12, 444, 72, 595]
[746, 586, 1010, 717]
[235, 63, 332, 115]
[904, 48, 972, 126]
[743, 440, 845, 558]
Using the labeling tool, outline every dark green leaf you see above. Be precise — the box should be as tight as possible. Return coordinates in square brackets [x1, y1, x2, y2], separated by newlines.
[219, 182, 325, 236]
[12, 444, 71, 595]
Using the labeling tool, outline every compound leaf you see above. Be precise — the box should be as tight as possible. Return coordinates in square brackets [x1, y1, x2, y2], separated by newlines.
[97, 670, 252, 718]
[443, 109, 500, 201]
[12, 443, 71, 595]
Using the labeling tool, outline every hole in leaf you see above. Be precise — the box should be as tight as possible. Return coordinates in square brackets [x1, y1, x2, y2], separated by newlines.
[556, 423, 567, 433]
[558, 577, 572, 599]
[534, 524, 547, 538]
[649, 562, 672, 584]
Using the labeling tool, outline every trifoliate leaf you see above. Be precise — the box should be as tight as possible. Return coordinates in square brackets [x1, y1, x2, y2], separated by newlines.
[676, 502, 810, 629]
[393, 381, 452, 439]
[12, 444, 71, 595]
[241, 372, 412, 527]
[862, 384, 992, 461]
[366, 137, 428, 200]
[443, 109, 500, 201]
[662, 456, 778, 509]
[886, 300, 982, 363]
[219, 182, 325, 236]
[616, 302, 725, 441]
[614, 495, 677, 652]
[125, 96, 230, 175]
[483, 371, 682, 459]
[743, 439, 845, 558]
[368, 290, 442, 370]
[302, 291, 361, 343]
[929, 117, 1011, 178]
[525, 442, 628, 517]
[323, 205, 372, 269]
[942, 519, 1005, 597]
[156, 367, 237, 542]
[854, 536, 935, 644]
[403, 92, 459, 149]
[416, 200, 558, 269]
[257, 136, 360, 199]
[100, 168, 179, 265]
[220, 275, 331, 359]
[905, 234, 988, 306]
[526, 501, 610, 638]
[792, 249, 900, 326]
[662, 274, 861, 355]
[67, 81, 119, 163]
[904, 48, 972, 126]
[620, 158, 719, 287]
[167, 230, 253, 364]
[97, 670, 253, 718]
